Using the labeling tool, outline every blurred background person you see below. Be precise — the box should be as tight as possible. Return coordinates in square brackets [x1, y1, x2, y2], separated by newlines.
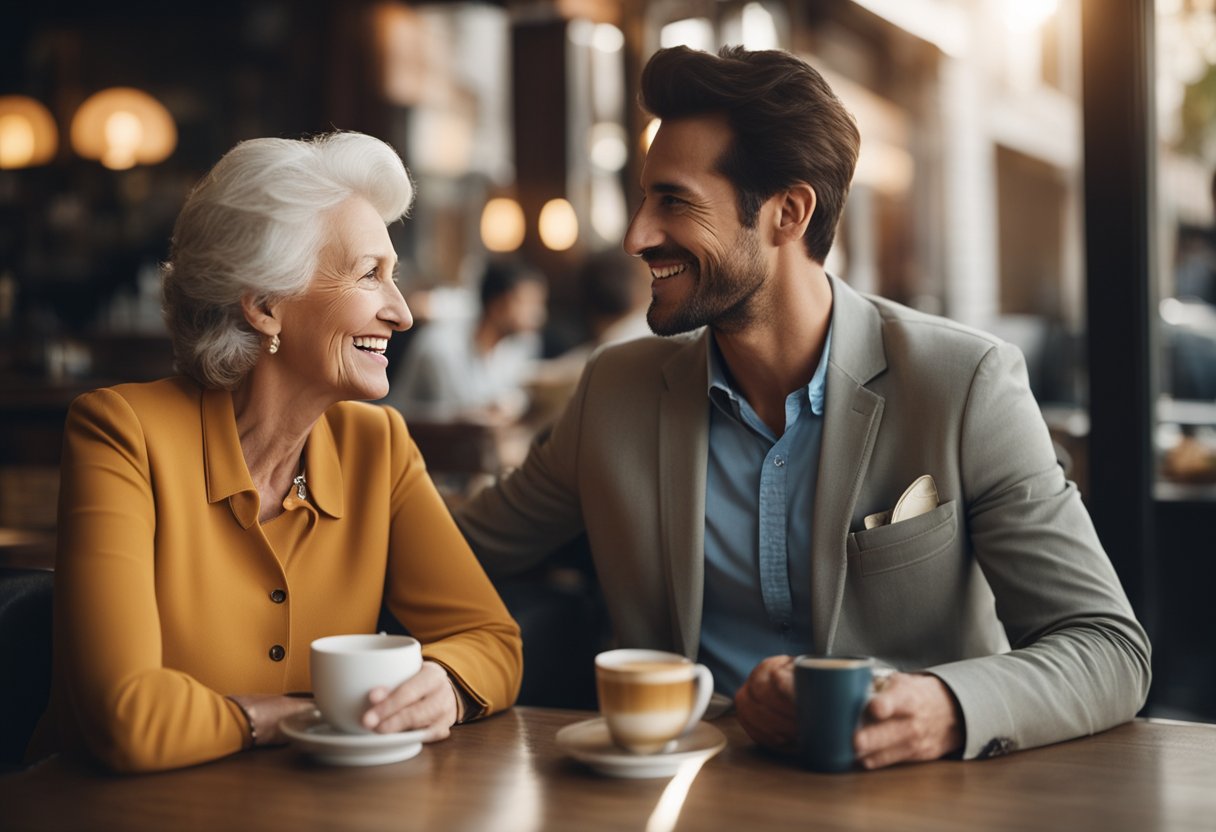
[387, 259, 547, 424]
[26, 132, 522, 773]
[542, 247, 652, 361]
[529, 248, 653, 426]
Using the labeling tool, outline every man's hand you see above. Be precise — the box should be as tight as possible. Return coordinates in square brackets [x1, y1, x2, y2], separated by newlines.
[854, 672, 963, 769]
[735, 659, 965, 770]
[734, 655, 798, 751]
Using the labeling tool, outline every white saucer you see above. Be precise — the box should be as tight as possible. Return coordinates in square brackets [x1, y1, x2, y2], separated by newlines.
[280, 710, 427, 767]
[556, 717, 726, 779]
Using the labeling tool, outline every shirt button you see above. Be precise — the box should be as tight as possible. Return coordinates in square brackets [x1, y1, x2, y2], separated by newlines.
[269, 644, 286, 662]
[269, 589, 287, 604]
[773, 455, 785, 467]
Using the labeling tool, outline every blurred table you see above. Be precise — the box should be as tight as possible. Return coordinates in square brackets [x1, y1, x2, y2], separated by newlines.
[2, 708, 1214, 831]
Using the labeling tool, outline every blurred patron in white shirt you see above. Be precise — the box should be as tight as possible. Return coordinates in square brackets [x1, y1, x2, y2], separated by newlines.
[388, 260, 547, 424]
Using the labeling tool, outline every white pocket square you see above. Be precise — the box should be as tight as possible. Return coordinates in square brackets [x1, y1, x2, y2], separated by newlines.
[863, 474, 940, 530]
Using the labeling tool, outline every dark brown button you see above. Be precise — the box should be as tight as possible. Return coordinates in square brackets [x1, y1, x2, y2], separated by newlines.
[269, 644, 286, 661]
[270, 589, 287, 604]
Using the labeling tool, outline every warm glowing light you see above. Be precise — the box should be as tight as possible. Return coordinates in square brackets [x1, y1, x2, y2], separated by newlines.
[481, 197, 526, 253]
[538, 198, 578, 251]
[740, 3, 778, 50]
[592, 23, 624, 53]
[71, 87, 176, 170]
[0, 116, 35, 168]
[1001, 0, 1059, 33]
[590, 176, 627, 242]
[101, 111, 144, 170]
[0, 96, 57, 169]
[641, 118, 661, 154]
[660, 18, 713, 51]
[589, 123, 627, 171]
[853, 141, 915, 195]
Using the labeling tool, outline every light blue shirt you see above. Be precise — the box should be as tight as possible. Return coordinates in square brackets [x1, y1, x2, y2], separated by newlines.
[698, 328, 831, 695]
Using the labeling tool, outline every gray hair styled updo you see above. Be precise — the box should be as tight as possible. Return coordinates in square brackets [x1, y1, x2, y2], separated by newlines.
[162, 131, 414, 389]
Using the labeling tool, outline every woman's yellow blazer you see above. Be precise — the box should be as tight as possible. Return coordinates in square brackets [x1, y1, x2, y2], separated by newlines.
[30, 376, 522, 772]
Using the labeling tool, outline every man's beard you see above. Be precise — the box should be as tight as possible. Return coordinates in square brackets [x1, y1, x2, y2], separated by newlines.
[646, 229, 768, 337]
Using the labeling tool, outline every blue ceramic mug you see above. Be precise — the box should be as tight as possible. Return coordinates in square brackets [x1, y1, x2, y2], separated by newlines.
[795, 655, 875, 772]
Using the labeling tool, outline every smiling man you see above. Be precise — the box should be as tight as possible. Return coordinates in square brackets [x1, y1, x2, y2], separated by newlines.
[455, 45, 1149, 767]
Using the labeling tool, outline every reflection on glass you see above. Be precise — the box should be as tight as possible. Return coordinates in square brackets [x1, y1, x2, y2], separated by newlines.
[1155, 0, 1216, 490]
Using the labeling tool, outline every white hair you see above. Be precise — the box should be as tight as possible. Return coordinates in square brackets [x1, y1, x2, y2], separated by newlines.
[162, 131, 414, 389]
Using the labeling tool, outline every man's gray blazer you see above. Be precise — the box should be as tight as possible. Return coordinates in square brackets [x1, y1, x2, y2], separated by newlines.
[455, 275, 1151, 759]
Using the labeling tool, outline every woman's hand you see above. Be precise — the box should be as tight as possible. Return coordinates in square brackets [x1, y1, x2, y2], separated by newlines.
[360, 660, 460, 741]
[228, 694, 317, 747]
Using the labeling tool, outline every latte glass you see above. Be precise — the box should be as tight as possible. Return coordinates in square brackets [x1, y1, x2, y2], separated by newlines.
[594, 648, 713, 754]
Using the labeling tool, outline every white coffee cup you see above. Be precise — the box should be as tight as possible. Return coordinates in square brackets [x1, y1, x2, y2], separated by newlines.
[310, 634, 422, 734]
[595, 648, 713, 754]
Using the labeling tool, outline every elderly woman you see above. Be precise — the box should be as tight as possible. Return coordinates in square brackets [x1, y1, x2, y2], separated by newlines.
[28, 132, 522, 773]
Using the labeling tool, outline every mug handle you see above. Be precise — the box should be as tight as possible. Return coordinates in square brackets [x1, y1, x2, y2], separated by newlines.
[677, 663, 714, 737]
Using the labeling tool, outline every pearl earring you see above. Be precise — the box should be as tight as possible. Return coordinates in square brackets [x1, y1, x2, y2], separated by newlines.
[268, 334, 281, 355]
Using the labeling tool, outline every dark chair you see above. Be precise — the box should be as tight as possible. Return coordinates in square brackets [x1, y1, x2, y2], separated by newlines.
[377, 534, 607, 711]
[491, 533, 606, 710]
[0, 568, 53, 771]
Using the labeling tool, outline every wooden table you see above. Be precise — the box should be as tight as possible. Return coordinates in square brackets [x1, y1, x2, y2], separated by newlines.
[2, 708, 1213, 831]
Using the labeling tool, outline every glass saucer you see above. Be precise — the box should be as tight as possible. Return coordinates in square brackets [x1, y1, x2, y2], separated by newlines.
[280, 710, 427, 767]
[555, 717, 726, 778]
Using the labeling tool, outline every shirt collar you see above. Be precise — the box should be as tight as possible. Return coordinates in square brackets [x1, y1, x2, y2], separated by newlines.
[303, 414, 345, 520]
[706, 325, 832, 417]
[201, 387, 345, 528]
[808, 326, 831, 416]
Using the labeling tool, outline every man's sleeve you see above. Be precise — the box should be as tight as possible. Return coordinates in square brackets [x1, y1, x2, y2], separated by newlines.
[927, 341, 1151, 759]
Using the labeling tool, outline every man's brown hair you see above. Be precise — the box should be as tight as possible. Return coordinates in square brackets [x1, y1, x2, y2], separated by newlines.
[639, 45, 860, 264]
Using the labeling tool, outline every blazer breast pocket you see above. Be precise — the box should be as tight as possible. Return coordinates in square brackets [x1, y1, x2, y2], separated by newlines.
[846, 500, 958, 577]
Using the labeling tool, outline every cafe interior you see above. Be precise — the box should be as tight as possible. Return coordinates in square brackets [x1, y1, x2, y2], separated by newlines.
[1, 0, 1214, 825]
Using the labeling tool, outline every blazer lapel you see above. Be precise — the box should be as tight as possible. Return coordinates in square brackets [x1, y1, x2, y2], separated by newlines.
[659, 331, 711, 657]
[812, 276, 887, 653]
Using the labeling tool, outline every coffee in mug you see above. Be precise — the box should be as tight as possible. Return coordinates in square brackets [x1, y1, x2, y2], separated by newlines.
[794, 655, 875, 772]
[311, 634, 422, 734]
[595, 649, 713, 754]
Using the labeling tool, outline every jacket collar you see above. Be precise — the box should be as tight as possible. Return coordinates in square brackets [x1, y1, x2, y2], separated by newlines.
[811, 274, 887, 653]
[825, 273, 887, 387]
[658, 331, 711, 656]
